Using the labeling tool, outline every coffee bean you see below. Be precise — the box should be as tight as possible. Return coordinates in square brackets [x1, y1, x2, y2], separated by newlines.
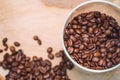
[48, 53, 54, 60]
[55, 52, 62, 58]
[2, 37, 8, 43]
[67, 47, 73, 54]
[33, 35, 42, 45]
[40, 67, 47, 74]
[44, 59, 52, 66]
[14, 42, 20, 47]
[37, 39, 42, 45]
[69, 28, 74, 34]
[47, 47, 53, 53]
[0, 49, 3, 53]
[100, 48, 106, 53]
[98, 59, 106, 66]
[33, 35, 39, 40]
[18, 64, 24, 69]
[2, 37, 8, 51]
[94, 52, 100, 57]
[32, 56, 38, 61]
[12, 62, 18, 67]
[10, 46, 16, 53]
[107, 62, 113, 68]
[92, 57, 99, 62]
[66, 61, 74, 70]
[82, 54, 88, 59]
[107, 53, 112, 58]
[7, 56, 13, 63]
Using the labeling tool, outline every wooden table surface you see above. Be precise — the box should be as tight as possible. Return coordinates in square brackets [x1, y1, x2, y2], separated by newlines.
[0, 0, 120, 80]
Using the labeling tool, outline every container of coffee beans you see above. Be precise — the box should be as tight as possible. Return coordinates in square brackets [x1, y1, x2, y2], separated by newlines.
[62, 0, 120, 73]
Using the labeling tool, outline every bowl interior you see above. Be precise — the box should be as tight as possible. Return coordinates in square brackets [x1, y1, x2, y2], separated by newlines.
[63, 1, 120, 73]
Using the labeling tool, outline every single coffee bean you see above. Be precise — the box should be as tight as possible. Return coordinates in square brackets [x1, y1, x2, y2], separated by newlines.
[67, 47, 73, 54]
[107, 62, 113, 68]
[2, 37, 8, 43]
[32, 56, 38, 61]
[48, 53, 54, 60]
[18, 64, 24, 69]
[47, 47, 53, 53]
[0, 49, 3, 53]
[55, 52, 62, 58]
[94, 52, 101, 57]
[37, 39, 42, 45]
[82, 54, 88, 59]
[2, 37, 8, 51]
[14, 42, 20, 47]
[92, 57, 99, 62]
[33, 35, 39, 40]
[39, 67, 47, 74]
[10, 46, 16, 53]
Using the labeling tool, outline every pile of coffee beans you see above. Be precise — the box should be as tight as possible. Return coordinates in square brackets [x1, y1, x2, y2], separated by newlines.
[64, 11, 120, 70]
[0, 37, 74, 80]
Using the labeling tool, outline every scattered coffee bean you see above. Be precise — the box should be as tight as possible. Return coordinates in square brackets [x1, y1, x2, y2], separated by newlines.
[33, 35, 42, 45]
[10, 46, 16, 53]
[0, 49, 3, 53]
[2, 37, 8, 51]
[47, 47, 53, 53]
[14, 42, 20, 47]
[33, 35, 39, 40]
[64, 11, 120, 70]
[48, 53, 54, 60]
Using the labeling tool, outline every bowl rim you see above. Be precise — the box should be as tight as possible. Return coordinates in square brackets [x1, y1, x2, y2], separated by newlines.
[62, 0, 120, 73]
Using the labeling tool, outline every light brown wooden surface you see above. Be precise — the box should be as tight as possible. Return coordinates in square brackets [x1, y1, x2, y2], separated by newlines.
[0, 0, 120, 80]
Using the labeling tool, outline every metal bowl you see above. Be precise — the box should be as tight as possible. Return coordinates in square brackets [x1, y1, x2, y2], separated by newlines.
[62, 0, 120, 73]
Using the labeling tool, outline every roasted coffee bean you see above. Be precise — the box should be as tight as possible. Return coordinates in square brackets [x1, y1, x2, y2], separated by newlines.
[14, 42, 20, 47]
[12, 62, 18, 67]
[48, 53, 54, 60]
[0, 49, 3, 53]
[39, 67, 47, 74]
[64, 11, 120, 70]
[32, 56, 38, 61]
[10, 46, 16, 53]
[55, 52, 62, 58]
[67, 47, 73, 54]
[94, 52, 101, 57]
[47, 47, 53, 53]
[2, 37, 8, 51]
[18, 64, 24, 69]
[98, 59, 106, 66]
[44, 59, 52, 66]
[92, 57, 99, 62]
[107, 62, 113, 68]
[33, 35, 42, 45]
[66, 61, 74, 70]
[33, 35, 39, 40]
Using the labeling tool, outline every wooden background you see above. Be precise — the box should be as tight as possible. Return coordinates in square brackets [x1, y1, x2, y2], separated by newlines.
[0, 0, 120, 80]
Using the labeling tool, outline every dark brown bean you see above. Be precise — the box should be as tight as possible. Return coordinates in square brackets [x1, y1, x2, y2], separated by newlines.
[10, 46, 16, 53]
[92, 57, 99, 62]
[48, 53, 54, 60]
[14, 42, 20, 47]
[47, 47, 53, 53]
[0, 49, 3, 53]
[67, 47, 73, 54]
[33, 35, 42, 45]
[33, 35, 39, 40]
[94, 52, 101, 57]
